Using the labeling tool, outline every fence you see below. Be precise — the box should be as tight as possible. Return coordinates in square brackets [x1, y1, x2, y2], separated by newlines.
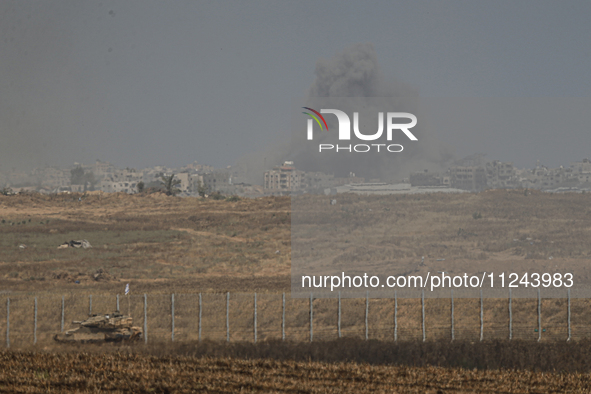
[2, 289, 591, 348]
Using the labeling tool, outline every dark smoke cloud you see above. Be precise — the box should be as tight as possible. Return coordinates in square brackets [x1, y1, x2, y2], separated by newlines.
[308, 43, 413, 98]
[297, 43, 454, 181]
[235, 43, 455, 184]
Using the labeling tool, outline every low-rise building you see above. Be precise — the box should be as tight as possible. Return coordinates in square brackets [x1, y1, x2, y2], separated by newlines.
[449, 166, 487, 191]
[175, 173, 192, 193]
[99, 180, 138, 194]
[94, 160, 115, 178]
[264, 161, 306, 194]
[202, 171, 231, 193]
[486, 161, 517, 188]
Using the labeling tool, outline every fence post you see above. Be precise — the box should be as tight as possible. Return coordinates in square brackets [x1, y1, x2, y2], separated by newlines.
[509, 289, 512, 340]
[34, 297, 37, 345]
[394, 290, 397, 342]
[61, 296, 64, 333]
[451, 289, 454, 341]
[117, 294, 120, 311]
[567, 288, 571, 341]
[480, 289, 483, 342]
[6, 298, 9, 349]
[282, 292, 285, 341]
[171, 293, 175, 342]
[198, 293, 202, 342]
[365, 290, 369, 341]
[421, 289, 425, 342]
[338, 291, 341, 339]
[143, 294, 148, 344]
[309, 292, 313, 342]
[537, 288, 541, 342]
[89, 294, 92, 316]
[254, 293, 257, 343]
[226, 292, 230, 342]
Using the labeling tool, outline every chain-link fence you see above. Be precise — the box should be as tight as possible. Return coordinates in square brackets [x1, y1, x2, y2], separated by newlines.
[1, 290, 590, 348]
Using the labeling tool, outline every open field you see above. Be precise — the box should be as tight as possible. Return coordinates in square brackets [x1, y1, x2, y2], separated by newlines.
[3, 339, 591, 393]
[2, 191, 591, 347]
[0, 192, 291, 294]
[292, 189, 591, 292]
[1, 189, 591, 295]
[2, 191, 591, 391]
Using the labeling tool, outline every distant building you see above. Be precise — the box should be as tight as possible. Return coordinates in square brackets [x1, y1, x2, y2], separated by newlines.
[571, 159, 591, 184]
[183, 161, 215, 173]
[94, 160, 115, 178]
[571, 158, 591, 173]
[518, 163, 576, 190]
[31, 167, 70, 189]
[305, 171, 335, 190]
[202, 171, 230, 193]
[107, 168, 142, 183]
[175, 173, 191, 193]
[99, 180, 138, 193]
[486, 161, 517, 188]
[264, 161, 306, 194]
[449, 166, 487, 191]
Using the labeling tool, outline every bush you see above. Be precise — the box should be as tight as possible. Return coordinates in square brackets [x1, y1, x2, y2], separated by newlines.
[210, 192, 225, 200]
[472, 212, 482, 220]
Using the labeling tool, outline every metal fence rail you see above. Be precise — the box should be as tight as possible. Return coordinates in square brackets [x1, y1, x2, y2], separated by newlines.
[1, 291, 589, 347]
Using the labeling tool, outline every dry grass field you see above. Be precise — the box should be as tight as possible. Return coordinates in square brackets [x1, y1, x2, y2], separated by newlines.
[2, 344, 591, 393]
[0, 190, 590, 346]
[292, 189, 591, 290]
[2, 190, 591, 392]
[0, 192, 291, 294]
[2, 189, 590, 295]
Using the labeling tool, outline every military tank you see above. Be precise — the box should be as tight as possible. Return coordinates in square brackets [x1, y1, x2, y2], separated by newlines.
[54, 311, 142, 343]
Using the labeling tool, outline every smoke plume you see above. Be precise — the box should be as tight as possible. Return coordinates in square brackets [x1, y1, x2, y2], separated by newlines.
[235, 43, 455, 184]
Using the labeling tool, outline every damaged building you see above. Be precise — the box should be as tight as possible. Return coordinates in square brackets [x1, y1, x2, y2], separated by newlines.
[449, 166, 487, 191]
[486, 161, 517, 188]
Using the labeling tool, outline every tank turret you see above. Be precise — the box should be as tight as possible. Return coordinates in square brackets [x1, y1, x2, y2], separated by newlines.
[54, 311, 142, 343]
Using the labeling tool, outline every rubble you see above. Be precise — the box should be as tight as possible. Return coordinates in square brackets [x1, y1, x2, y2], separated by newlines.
[57, 239, 92, 249]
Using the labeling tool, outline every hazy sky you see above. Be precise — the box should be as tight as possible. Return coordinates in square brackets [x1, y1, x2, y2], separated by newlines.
[1, 0, 591, 173]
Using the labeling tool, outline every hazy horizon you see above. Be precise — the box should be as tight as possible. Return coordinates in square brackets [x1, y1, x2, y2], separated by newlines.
[2, 1, 591, 175]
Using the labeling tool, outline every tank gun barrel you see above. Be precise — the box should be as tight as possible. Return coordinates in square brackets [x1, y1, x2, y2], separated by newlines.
[72, 321, 83, 324]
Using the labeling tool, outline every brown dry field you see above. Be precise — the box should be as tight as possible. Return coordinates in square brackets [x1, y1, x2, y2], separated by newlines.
[1, 189, 590, 294]
[2, 343, 591, 393]
[1, 190, 590, 342]
[0, 192, 292, 294]
[291, 189, 591, 290]
[1, 190, 591, 345]
[2, 190, 591, 392]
